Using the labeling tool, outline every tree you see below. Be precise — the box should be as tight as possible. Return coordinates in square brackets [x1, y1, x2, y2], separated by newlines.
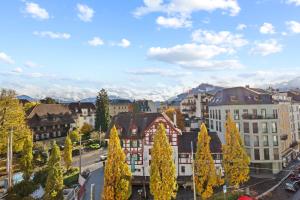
[222, 114, 250, 188]
[0, 89, 32, 152]
[194, 123, 223, 199]
[103, 126, 131, 200]
[164, 108, 185, 130]
[20, 136, 33, 182]
[63, 135, 72, 171]
[95, 89, 110, 132]
[80, 123, 93, 135]
[40, 97, 57, 104]
[69, 129, 80, 143]
[45, 142, 64, 200]
[23, 102, 39, 112]
[150, 123, 177, 200]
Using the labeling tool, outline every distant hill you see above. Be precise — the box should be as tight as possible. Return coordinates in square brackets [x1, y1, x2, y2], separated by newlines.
[272, 77, 300, 91]
[168, 83, 224, 103]
[17, 95, 37, 102]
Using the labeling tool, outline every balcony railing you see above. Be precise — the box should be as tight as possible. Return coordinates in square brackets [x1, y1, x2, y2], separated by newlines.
[242, 114, 278, 120]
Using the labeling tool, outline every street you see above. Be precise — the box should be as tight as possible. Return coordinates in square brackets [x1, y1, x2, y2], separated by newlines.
[83, 164, 104, 200]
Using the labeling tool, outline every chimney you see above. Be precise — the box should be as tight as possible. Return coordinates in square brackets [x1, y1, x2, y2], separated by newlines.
[173, 111, 177, 127]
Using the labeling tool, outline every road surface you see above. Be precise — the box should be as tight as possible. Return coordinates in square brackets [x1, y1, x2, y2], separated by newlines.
[83, 162, 104, 200]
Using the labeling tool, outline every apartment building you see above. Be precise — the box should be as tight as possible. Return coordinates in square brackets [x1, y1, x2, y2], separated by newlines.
[109, 99, 132, 117]
[209, 87, 282, 174]
[68, 102, 96, 129]
[106, 112, 222, 184]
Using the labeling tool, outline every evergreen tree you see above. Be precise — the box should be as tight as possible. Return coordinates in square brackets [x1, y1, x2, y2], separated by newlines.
[95, 89, 110, 132]
[40, 97, 57, 104]
[222, 114, 250, 188]
[63, 135, 72, 171]
[45, 142, 64, 200]
[0, 89, 32, 153]
[103, 126, 131, 200]
[165, 108, 185, 130]
[194, 123, 223, 199]
[20, 136, 33, 182]
[150, 123, 177, 200]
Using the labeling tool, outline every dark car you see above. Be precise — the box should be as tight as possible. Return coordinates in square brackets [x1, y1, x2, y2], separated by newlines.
[284, 180, 300, 192]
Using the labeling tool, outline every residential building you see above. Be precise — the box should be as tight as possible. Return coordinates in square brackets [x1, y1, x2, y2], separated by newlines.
[106, 112, 222, 185]
[209, 86, 283, 174]
[134, 100, 158, 113]
[109, 99, 132, 117]
[180, 94, 197, 118]
[68, 102, 96, 129]
[27, 104, 75, 143]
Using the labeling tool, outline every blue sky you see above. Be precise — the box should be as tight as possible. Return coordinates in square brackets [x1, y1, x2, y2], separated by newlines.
[0, 0, 300, 100]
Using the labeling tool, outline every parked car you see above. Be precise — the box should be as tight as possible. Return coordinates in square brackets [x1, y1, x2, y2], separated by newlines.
[100, 154, 108, 161]
[284, 180, 300, 192]
[89, 143, 100, 150]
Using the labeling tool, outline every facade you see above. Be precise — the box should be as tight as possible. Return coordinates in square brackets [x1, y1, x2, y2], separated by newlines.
[209, 87, 283, 174]
[180, 94, 197, 118]
[106, 112, 222, 184]
[68, 102, 96, 129]
[109, 99, 132, 117]
[135, 100, 158, 113]
[27, 104, 75, 142]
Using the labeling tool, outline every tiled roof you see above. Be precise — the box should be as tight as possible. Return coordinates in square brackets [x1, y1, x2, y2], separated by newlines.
[109, 99, 132, 104]
[27, 104, 71, 118]
[209, 87, 273, 106]
[68, 102, 95, 113]
[178, 131, 222, 153]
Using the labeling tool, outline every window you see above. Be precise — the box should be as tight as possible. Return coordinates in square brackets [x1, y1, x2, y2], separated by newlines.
[210, 120, 214, 129]
[272, 122, 277, 133]
[225, 110, 230, 119]
[213, 110, 215, 119]
[244, 122, 250, 133]
[219, 121, 222, 132]
[216, 121, 219, 131]
[262, 122, 268, 133]
[35, 134, 39, 140]
[263, 135, 269, 146]
[149, 148, 151, 155]
[245, 148, 251, 158]
[254, 149, 260, 160]
[261, 109, 267, 118]
[132, 128, 137, 135]
[236, 123, 240, 132]
[273, 136, 278, 146]
[181, 166, 185, 173]
[253, 123, 258, 134]
[234, 109, 240, 120]
[273, 148, 279, 160]
[273, 109, 278, 118]
[244, 135, 250, 146]
[264, 149, 270, 160]
[218, 110, 221, 120]
[254, 135, 259, 147]
[253, 109, 257, 117]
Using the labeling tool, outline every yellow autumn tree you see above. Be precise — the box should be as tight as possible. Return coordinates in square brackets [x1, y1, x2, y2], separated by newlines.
[222, 114, 250, 188]
[63, 134, 73, 171]
[194, 123, 223, 199]
[150, 123, 177, 200]
[103, 125, 131, 200]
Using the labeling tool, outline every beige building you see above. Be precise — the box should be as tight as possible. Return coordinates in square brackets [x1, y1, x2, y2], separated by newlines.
[109, 99, 132, 117]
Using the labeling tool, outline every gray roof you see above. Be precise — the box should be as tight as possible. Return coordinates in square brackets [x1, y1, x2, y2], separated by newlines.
[209, 87, 273, 106]
[27, 104, 71, 118]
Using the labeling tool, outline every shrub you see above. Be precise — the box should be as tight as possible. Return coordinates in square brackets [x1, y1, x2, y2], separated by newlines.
[6, 180, 38, 199]
[33, 168, 48, 188]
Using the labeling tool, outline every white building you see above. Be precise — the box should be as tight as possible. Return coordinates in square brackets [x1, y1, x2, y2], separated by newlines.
[209, 87, 283, 174]
[68, 102, 96, 129]
[106, 112, 222, 185]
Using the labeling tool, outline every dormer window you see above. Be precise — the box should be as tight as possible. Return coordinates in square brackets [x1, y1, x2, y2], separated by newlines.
[132, 128, 137, 135]
[230, 96, 237, 102]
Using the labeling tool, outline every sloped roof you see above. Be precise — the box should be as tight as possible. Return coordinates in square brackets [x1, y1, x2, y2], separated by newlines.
[27, 104, 71, 118]
[68, 102, 95, 113]
[178, 131, 222, 153]
[209, 87, 273, 106]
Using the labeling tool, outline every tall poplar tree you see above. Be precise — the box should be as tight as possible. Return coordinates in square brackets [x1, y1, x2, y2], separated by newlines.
[222, 114, 250, 188]
[45, 142, 64, 200]
[150, 123, 177, 200]
[103, 126, 131, 200]
[95, 89, 110, 132]
[20, 136, 33, 182]
[63, 135, 72, 171]
[194, 123, 223, 199]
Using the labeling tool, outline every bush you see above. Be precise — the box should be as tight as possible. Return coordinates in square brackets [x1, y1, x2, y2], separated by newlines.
[64, 167, 79, 187]
[6, 180, 38, 199]
[33, 168, 48, 187]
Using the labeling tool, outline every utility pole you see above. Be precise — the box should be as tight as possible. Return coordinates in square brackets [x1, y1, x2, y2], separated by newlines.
[79, 134, 82, 175]
[7, 128, 13, 189]
[191, 141, 196, 200]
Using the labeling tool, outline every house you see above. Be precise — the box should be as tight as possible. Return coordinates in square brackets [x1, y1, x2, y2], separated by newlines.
[134, 100, 157, 113]
[27, 104, 75, 143]
[109, 99, 132, 118]
[209, 86, 284, 174]
[68, 102, 96, 129]
[106, 112, 222, 185]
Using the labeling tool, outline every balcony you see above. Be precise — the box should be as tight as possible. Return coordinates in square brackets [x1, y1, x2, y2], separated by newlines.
[242, 114, 278, 120]
[280, 134, 288, 141]
[181, 102, 196, 106]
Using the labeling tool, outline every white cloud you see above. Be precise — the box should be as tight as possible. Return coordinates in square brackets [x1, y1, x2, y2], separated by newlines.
[24, 2, 49, 20]
[33, 31, 71, 39]
[251, 39, 282, 56]
[156, 16, 192, 28]
[286, 21, 300, 33]
[88, 37, 104, 46]
[176, 59, 243, 70]
[191, 29, 248, 48]
[286, 0, 300, 6]
[12, 67, 23, 73]
[259, 23, 275, 34]
[134, 0, 241, 17]
[236, 23, 247, 31]
[0, 52, 14, 64]
[118, 39, 131, 48]
[127, 68, 191, 77]
[77, 4, 94, 22]
[24, 61, 40, 68]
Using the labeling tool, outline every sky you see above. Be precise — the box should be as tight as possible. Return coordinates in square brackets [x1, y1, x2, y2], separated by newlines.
[1, 0, 300, 101]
